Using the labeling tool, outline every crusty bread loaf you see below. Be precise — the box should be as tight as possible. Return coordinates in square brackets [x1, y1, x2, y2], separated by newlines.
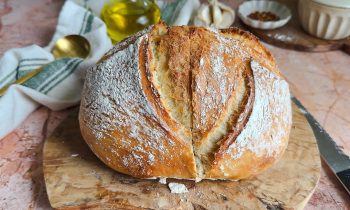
[79, 22, 292, 180]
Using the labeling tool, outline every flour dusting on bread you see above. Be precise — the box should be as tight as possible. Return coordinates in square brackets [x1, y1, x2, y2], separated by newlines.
[227, 60, 291, 160]
[79, 23, 292, 180]
[80, 32, 197, 178]
[81, 37, 169, 163]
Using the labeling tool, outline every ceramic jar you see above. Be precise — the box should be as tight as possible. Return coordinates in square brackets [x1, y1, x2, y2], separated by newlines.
[298, 0, 350, 40]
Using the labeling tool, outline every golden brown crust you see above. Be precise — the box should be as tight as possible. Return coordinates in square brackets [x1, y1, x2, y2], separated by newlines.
[213, 63, 255, 165]
[146, 24, 192, 131]
[190, 27, 253, 166]
[219, 27, 279, 75]
[79, 23, 197, 179]
[79, 23, 292, 180]
[139, 33, 197, 178]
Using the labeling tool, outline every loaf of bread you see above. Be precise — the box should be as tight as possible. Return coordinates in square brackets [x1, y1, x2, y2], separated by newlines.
[79, 22, 292, 180]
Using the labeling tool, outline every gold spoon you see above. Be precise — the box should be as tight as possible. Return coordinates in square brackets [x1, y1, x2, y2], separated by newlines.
[0, 35, 91, 96]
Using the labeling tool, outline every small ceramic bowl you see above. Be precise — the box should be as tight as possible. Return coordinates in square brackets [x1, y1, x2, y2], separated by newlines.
[298, 0, 350, 40]
[238, 1, 291, 30]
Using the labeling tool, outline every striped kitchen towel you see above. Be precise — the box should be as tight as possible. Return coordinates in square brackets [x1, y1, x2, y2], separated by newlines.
[0, 0, 200, 139]
[0, 1, 112, 138]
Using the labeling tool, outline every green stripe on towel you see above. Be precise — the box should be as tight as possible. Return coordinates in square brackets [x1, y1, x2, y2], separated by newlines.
[23, 58, 76, 90]
[18, 58, 49, 63]
[160, 0, 186, 25]
[43, 59, 83, 94]
[17, 63, 49, 79]
[18, 63, 48, 68]
[84, 13, 94, 34]
[79, 11, 89, 35]
[0, 58, 50, 86]
[37, 58, 80, 91]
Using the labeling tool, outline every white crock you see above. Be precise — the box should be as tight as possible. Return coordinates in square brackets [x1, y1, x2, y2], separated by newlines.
[298, 0, 350, 40]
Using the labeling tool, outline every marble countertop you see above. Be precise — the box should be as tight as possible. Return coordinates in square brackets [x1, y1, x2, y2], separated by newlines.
[0, 0, 349, 209]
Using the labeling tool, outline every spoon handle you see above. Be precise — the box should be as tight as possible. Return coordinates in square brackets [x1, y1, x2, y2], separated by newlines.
[0, 65, 45, 96]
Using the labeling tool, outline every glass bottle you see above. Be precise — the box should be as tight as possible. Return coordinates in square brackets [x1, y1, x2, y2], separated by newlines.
[101, 0, 161, 43]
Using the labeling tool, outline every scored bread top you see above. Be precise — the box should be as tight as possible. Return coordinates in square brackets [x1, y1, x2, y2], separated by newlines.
[79, 22, 292, 180]
[79, 25, 197, 179]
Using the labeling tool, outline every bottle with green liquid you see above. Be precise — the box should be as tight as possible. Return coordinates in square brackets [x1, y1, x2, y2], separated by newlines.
[101, 0, 161, 44]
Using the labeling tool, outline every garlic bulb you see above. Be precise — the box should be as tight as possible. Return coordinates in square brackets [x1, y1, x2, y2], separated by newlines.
[193, 4, 211, 27]
[193, 0, 235, 29]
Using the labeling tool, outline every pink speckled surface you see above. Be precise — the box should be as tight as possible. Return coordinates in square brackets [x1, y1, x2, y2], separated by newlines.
[267, 46, 350, 210]
[0, 0, 349, 209]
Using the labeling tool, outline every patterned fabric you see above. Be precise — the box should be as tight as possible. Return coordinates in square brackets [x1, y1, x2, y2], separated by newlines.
[0, 0, 98, 97]
[158, 0, 187, 24]
[0, 1, 112, 139]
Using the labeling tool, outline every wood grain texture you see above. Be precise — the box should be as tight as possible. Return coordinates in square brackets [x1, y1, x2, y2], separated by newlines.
[43, 103, 321, 210]
[235, 0, 350, 54]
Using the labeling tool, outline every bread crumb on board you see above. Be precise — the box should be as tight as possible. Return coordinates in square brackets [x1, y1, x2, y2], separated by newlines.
[159, 178, 167, 184]
[168, 183, 189, 194]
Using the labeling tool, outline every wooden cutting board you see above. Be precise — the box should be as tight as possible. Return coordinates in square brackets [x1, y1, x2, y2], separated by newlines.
[43, 103, 321, 210]
[233, 0, 350, 54]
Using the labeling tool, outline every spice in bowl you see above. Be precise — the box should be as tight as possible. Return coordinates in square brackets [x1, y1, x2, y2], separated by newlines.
[248, 11, 280, 22]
